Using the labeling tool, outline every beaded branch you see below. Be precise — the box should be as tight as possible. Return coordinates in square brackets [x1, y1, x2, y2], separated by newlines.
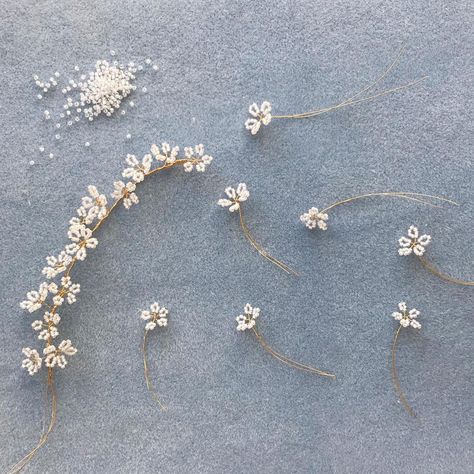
[235, 304, 335, 378]
[218, 183, 298, 276]
[299, 192, 458, 231]
[398, 226, 473, 286]
[140, 302, 169, 410]
[390, 301, 422, 417]
[12, 143, 213, 474]
[244, 44, 427, 135]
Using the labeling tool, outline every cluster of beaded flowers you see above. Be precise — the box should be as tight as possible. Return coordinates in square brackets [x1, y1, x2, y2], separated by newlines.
[218, 183, 250, 212]
[19, 142, 212, 377]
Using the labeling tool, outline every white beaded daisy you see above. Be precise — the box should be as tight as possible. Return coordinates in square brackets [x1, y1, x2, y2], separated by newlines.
[32, 311, 61, 340]
[392, 302, 421, 329]
[21, 348, 42, 375]
[300, 207, 329, 230]
[42, 251, 73, 280]
[43, 340, 77, 368]
[244, 101, 272, 135]
[398, 226, 431, 256]
[122, 154, 152, 183]
[66, 224, 99, 261]
[111, 180, 139, 209]
[218, 183, 250, 212]
[236, 303, 260, 331]
[141, 302, 169, 331]
[81, 185, 108, 220]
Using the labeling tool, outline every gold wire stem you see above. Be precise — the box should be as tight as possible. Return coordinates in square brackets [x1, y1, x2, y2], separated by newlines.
[273, 77, 427, 120]
[8, 369, 57, 474]
[320, 192, 458, 214]
[143, 330, 167, 410]
[417, 256, 474, 286]
[391, 326, 416, 417]
[252, 326, 335, 378]
[238, 207, 299, 276]
[272, 43, 427, 120]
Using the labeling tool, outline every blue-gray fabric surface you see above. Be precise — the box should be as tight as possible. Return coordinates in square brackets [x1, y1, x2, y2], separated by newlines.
[0, 1, 472, 473]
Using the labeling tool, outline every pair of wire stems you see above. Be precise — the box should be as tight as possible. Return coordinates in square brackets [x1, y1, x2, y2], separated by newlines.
[271, 43, 427, 122]
[237, 191, 472, 286]
[142, 321, 336, 410]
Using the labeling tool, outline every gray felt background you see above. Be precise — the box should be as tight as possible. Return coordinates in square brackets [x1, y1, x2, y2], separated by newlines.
[1, 1, 473, 473]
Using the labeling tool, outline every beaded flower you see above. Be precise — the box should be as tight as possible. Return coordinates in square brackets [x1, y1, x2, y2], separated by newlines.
[218, 183, 250, 212]
[300, 207, 329, 230]
[398, 226, 431, 256]
[236, 303, 260, 331]
[43, 340, 77, 368]
[141, 302, 169, 331]
[244, 101, 272, 135]
[391, 302, 421, 329]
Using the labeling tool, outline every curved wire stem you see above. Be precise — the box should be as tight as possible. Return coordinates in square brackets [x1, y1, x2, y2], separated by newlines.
[238, 207, 299, 276]
[417, 256, 474, 286]
[320, 192, 458, 214]
[252, 325, 335, 379]
[143, 330, 167, 411]
[273, 43, 427, 120]
[8, 369, 57, 474]
[391, 326, 416, 417]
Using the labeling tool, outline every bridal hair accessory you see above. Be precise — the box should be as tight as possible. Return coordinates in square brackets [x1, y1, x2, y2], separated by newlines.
[218, 183, 298, 276]
[11, 143, 213, 473]
[398, 226, 473, 286]
[235, 304, 335, 378]
[390, 301, 421, 417]
[244, 44, 427, 135]
[299, 192, 458, 231]
[140, 302, 169, 410]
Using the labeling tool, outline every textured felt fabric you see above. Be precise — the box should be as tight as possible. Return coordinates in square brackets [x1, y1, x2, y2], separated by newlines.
[0, 1, 473, 473]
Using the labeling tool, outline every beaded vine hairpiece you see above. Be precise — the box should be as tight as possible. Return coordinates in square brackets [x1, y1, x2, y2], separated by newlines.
[11, 143, 213, 473]
[235, 304, 335, 379]
[397, 225, 473, 286]
[218, 183, 298, 276]
[299, 192, 457, 232]
[140, 302, 169, 410]
[244, 44, 427, 135]
[390, 301, 422, 417]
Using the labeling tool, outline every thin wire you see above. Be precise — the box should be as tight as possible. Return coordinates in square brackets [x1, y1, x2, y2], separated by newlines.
[272, 43, 427, 120]
[417, 256, 474, 286]
[8, 369, 57, 474]
[143, 330, 167, 410]
[238, 207, 299, 276]
[391, 326, 416, 417]
[320, 192, 458, 214]
[252, 326, 335, 379]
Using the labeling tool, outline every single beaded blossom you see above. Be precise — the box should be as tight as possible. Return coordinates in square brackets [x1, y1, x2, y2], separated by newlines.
[392, 302, 421, 329]
[245, 101, 272, 135]
[43, 340, 77, 368]
[236, 303, 260, 331]
[141, 302, 169, 331]
[398, 226, 431, 256]
[21, 348, 42, 375]
[218, 183, 250, 212]
[300, 207, 329, 230]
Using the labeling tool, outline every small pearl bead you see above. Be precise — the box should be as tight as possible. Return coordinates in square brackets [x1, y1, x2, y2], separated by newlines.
[37, 94, 42, 99]
[29, 160, 35, 166]
[74, 66, 79, 71]
[110, 50, 116, 56]
[85, 141, 90, 147]
[54, 71, 60, 77]
[142, 87, 147, 93]
[49, 153, 54, 159]
[39, 146, 45, 152]
[55, 134, 61, 140]
[126, 133, 131, 139]
[145, 58, 151, 64]
[152, 65, 158, 71]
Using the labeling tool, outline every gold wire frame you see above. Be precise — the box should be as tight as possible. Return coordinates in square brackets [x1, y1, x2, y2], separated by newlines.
[251, 324, 335, 379]
[391, 326, 417, 417]
[238, 206, 299, 276]
[272, 44, 427, 122]
[417, 255, 474, 287]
